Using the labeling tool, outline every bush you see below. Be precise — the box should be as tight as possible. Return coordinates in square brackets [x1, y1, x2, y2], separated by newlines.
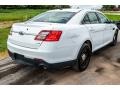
[0, 5, 70, 9]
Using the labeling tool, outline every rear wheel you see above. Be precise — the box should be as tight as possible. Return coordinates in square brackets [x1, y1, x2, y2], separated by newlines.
[73, 43, 92, 72]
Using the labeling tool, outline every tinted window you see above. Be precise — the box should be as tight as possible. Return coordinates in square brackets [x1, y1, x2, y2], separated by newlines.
[28, 11, 76, 24]
[96, 13, 108, 23]
[82, 14, 90, 24]
[87, 12, 99, 24]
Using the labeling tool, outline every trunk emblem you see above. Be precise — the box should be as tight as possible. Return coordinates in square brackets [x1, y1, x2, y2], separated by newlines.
[19, 31, 24, 35]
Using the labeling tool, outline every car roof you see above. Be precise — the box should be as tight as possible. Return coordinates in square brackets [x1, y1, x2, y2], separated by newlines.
[47, 9, 82, 12]
[47, 8, 99, 13]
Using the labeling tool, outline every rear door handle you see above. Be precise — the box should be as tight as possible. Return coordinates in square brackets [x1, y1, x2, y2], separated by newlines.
[90, 29, 95, 32]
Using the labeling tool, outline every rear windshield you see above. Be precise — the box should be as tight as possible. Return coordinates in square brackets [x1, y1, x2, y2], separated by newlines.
[28, 11, 76, 23]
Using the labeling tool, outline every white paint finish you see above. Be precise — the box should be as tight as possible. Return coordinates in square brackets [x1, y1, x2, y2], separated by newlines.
[7, 9, 118, 64]
[118, 31, 120, 42]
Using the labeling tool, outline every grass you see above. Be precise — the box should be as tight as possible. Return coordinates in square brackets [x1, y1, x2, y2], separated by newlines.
[0, 9, 48, 54]
[0, 9, 48, 21]
[0, 28, 10, 52]
[105, 14, 120, 21]
[0, 9, 120, 53]
[103, 11, 120, 13]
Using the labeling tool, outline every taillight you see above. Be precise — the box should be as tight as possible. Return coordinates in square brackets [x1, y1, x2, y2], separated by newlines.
[34, 30, 62, 41]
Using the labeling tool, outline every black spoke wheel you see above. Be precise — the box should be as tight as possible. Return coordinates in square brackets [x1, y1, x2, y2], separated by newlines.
[73, 43, 92, 71]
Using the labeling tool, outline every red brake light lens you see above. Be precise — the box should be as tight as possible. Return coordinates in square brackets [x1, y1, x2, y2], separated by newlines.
[35, 30, 62, 41]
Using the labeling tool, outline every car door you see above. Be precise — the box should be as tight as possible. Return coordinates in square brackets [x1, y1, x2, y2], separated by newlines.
[96, 12, 113, 44]
[82, 12, 104, 51]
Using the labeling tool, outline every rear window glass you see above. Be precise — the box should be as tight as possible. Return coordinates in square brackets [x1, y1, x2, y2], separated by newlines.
[82, 14, 90, 24]
[28, 11, 76, 23]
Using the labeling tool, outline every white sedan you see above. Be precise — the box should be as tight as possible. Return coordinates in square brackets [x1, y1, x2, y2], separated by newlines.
[7, 9, 119, 71]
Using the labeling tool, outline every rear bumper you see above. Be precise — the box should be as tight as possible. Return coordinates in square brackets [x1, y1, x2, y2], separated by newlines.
[8, 50, 76, 69]
[7, 41, 77, 64]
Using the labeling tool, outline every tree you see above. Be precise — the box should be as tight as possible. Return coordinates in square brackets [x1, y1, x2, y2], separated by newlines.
[101, 5, 116, 11]
[0, 5, 70, 9]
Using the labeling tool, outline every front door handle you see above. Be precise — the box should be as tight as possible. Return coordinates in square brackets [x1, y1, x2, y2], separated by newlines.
[90, 29, 95, 32]
[113, 28, 115, 30]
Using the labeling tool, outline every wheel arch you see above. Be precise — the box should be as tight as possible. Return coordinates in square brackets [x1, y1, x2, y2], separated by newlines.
[84, 40, 92, 51]
[75, 39, 92, 59]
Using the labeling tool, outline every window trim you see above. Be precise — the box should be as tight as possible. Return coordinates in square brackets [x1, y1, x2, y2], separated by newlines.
[81, 11, 102, 25]
[95, 12, 109, 24]
[81, 14, 91, 24]
[95, 12, 102, 23]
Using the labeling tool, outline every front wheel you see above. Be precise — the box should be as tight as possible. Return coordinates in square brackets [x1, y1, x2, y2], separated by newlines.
[73, 43, 92, 72]
[110, 30, 119, 46]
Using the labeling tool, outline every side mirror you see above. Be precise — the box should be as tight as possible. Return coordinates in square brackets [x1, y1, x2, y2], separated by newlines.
[113, 21, 120, 29]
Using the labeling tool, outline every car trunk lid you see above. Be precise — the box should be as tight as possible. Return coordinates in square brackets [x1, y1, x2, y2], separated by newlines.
[9, 22, 56, 49]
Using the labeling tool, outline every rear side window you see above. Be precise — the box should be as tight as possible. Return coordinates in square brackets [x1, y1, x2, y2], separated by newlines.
[96, 13, 108, 23]
[82, 14, 90, 24]
[87, 12, 99, 24]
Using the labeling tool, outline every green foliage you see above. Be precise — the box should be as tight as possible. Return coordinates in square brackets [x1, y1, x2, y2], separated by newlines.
[0, 28, 10, 52]
[0, 5, 70, 9]
[118, 5, 120, 9]
[102, 5, 116, 11]
[0, 9, 48, 21]
[105, 14, 120, 21]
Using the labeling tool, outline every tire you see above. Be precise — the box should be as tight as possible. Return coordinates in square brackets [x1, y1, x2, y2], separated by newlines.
[110, 30, 119, 46]
[73, 43, 92, 72]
